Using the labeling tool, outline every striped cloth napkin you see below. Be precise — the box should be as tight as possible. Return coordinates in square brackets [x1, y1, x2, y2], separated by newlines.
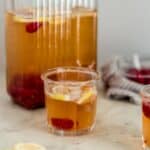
[101, 59, 144, 105]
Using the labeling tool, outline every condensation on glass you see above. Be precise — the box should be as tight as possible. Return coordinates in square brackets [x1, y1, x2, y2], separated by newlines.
[5, 0, 98, 109]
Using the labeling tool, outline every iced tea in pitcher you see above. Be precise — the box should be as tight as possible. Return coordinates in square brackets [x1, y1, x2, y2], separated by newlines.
[6, 1, 97, 109]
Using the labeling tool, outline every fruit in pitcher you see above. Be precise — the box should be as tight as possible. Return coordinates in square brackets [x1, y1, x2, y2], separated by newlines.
[8, 74, 44, 109]
[26, 22, 42, 33]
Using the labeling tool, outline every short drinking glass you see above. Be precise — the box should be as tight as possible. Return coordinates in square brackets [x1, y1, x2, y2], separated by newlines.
[141, 85, 150, 149]
[42, 67, 99, 135]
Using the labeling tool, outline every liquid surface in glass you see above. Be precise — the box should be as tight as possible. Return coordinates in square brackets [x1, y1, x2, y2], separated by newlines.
[6, 7, 97, 109]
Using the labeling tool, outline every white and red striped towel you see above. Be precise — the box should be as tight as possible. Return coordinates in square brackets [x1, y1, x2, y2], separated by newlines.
[101, 60, 144, 105]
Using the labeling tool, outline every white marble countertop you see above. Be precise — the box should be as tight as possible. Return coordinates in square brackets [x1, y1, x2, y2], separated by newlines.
[0, 72, 143, 150]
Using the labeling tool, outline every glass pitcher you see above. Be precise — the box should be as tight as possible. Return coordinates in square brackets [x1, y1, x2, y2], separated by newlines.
[5, 0, 98, 109]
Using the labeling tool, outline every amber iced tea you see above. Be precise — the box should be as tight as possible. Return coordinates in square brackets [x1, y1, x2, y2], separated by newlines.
[6, 8, 97, 109]
[42, 67, 98, 135]
[141, 86, 150, 149]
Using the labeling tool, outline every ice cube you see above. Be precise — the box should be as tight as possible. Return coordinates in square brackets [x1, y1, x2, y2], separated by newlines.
[52, 85, 70, 95]
[69, 86, 81, 100]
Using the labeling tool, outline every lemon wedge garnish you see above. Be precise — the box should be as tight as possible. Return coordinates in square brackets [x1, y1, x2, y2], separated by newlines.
[14, 16, 46, 23]
[14, 15, 66, 25]
[13, 143, 46, 150]
[50, 93, 70, 101]
[77, 90, 94, 105]
[48, 85, 70, 101]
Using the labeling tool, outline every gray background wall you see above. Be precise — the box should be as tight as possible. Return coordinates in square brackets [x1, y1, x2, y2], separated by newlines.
[0, 0, 5, 71]
[0, 0, 150, 71]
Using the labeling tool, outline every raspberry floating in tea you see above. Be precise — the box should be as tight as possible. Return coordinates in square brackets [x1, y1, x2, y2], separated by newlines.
[26, 22, 42, 33]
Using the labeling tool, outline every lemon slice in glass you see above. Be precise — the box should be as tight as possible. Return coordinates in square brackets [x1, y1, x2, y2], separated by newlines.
[50, 93, 70, 101]
[77, 90, 94, 105]
[13, 143, 46, 150]
[49, 85, 70, 101]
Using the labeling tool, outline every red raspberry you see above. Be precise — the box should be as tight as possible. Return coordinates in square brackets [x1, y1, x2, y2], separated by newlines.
[26, 22, 42, 33]
[143, 101, 150, 118]
[7, 74, 44, 109]
[51, 118, 74, 130]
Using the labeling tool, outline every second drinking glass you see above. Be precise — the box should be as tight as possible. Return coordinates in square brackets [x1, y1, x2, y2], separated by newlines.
[141, 85, 150, 149]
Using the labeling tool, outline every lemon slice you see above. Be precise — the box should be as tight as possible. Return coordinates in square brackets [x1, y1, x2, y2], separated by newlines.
[77, 90, 94, 104]
[14, 16, 46, 23]
[50, 93, 70, 101]
[14, 15, 66, 25]
[13, 143, 46, 150]
[48, 85, 70, 101]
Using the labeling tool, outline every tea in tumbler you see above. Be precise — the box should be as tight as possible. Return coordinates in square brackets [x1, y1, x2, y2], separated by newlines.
[42, 67, 99, 135]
